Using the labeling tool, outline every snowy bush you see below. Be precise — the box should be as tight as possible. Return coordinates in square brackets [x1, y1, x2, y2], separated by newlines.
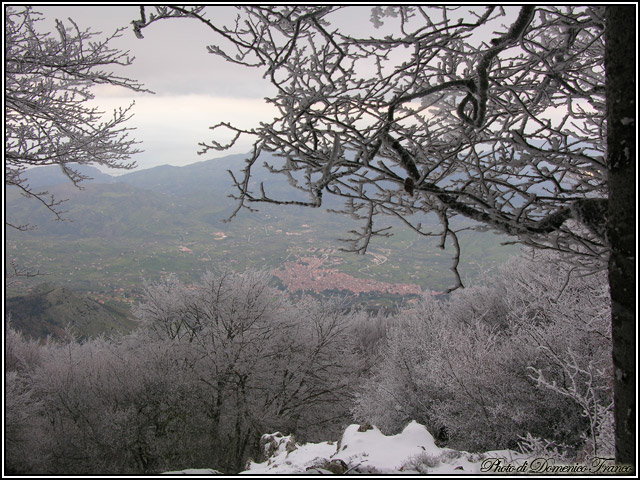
[9, 332, 198, 474]
[400, 451, 443, 472]
[5, 316, 43, 372]
[5, 270, 360, 474]
[353, 251, 612, 457]
[136, 269, 361, 471]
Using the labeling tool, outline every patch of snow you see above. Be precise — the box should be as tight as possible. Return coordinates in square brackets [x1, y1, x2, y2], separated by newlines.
[162, 421, 532, 475]
[242, 437, 337, 475]
[162, 468, 222, 474]
[335, 421, 440, 472]
[241, 421, 530, 475]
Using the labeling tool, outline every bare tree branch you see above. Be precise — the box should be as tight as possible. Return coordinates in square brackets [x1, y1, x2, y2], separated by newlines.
[5, 6, 150, 226]
[132, 5, 607, 290]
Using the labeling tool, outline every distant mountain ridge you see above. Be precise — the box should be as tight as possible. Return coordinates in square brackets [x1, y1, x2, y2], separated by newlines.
[20, 164, 116, 188]
[21, 153, 263, 196]
[7, 152, 520, 340]
[20, 153, 328, 204]
[11, 153, 339, 238]
[115, 154, 250, 196]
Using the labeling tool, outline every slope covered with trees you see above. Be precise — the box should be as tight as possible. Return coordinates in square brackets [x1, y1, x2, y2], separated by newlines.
[6, 283, 135, 340]
[5, 252, 613, 474]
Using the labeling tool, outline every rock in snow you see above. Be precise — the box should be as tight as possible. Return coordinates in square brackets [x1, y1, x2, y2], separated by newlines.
[239, 421, 528, 475]
[162, 421, 530, 475]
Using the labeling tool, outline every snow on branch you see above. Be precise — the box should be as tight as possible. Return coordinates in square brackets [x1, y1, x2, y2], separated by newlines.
[133, 6, 607, 290]
[5, 6, 151, 224]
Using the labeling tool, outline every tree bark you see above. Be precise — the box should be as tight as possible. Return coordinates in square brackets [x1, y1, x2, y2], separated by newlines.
[605, 6, 636, 471]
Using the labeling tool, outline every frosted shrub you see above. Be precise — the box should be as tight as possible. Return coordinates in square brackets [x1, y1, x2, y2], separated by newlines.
[5, 317, 43, 372]
[401, 451, 443, 473]
[5, 371, 49, 474]
[19, 334, 194, 474]
[353, 251, 611, 456]
[528, 348, 614, 459]
[517, 432, 570, 462]
[135, 269, 361, 472]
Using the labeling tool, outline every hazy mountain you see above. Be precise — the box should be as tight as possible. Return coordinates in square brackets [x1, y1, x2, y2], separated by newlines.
[116, 154, 249, 196]
[21, 153, 328, 204]
[6, 181, 200, 240]
[11, 153, 343, 237]
[21, 164, 116, 188]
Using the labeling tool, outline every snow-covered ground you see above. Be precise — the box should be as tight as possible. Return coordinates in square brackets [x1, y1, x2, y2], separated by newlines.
[165, 421, 531, 475]
[242, 421, 529, 475]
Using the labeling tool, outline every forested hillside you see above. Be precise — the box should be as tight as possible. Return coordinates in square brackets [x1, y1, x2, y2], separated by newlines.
[6, 284, 136, 340]
[6, 252, 613, 474]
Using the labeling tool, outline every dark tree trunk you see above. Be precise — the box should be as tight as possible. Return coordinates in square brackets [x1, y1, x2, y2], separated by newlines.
[605, 6, 636, 471]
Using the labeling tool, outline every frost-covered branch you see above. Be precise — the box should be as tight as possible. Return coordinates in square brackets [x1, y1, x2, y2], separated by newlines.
[5, 6, 150, 226]
[133, 6, 607, 290]
[529, 347, 614, 458]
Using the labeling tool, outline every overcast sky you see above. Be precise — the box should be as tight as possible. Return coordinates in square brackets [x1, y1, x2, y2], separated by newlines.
[32, 5, 281, 172]
[28, 5, 398, 173]
[25, 5, 516, 173]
